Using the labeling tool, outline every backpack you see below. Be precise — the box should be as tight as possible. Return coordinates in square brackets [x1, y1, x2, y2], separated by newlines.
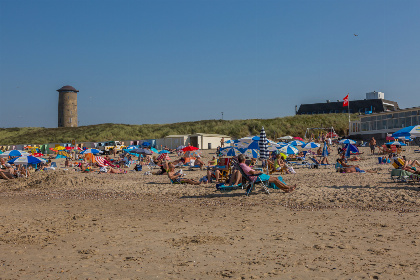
[134, 164, 143, 171]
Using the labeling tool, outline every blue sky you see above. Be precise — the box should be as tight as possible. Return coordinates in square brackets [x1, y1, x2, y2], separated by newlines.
[1, 0, 419, 128]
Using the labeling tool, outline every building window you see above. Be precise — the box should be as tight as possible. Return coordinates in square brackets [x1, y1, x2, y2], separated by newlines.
[69, 118, 72, 123]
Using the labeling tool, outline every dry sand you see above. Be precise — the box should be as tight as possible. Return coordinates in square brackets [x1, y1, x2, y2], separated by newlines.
[1, 146, 419, 279]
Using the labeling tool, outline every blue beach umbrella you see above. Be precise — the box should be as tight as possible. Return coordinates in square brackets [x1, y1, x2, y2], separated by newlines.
[279, 144, 299, 155]
[220, 147, 242, 157]
[8, 155, 42, 177]
[289, 140, 305, 146]
[132, 148, 152, 155]
[339, 139, 356, 145]
[238, 148, 260, 158]
[392, 125, 420, 138]
[0, 150, 30, 158]
[80, 149, 101, 155]
[126, 145, 138, 150]
[302, 142, 321, 149]
[159, 150, 170, 154]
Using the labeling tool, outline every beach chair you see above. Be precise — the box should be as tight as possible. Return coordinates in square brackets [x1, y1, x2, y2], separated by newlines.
[231, 159, 270, 196]
[390, 169, 413, 183]
[215, 158, 232, 181]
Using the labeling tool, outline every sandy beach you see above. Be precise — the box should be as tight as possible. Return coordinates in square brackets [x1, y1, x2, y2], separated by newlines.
[1, 146, 419, 279]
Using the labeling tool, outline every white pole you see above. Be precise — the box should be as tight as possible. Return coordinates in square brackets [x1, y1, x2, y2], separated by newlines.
[348, 94, 351, 135]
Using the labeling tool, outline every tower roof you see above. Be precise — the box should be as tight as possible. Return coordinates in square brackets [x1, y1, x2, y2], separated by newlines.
[57, 85, 79, 92]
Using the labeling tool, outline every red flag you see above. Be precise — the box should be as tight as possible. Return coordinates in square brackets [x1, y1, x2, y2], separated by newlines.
[343, 94, 349, 107]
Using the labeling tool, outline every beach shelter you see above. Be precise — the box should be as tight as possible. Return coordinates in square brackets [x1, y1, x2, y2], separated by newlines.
[84, 153, 97, 163]
[132, 148, 152, 155]
[344, 144, 359, 158]
[293, 137, 304, 141]
[392, 125, 420, 138]
[157, 153, 171, 161]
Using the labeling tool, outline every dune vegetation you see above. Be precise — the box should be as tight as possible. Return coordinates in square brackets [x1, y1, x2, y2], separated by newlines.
[0, 114, 358, 145]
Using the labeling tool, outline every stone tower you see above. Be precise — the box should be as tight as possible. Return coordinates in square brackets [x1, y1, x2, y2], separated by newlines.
[57, 85, 78, 127]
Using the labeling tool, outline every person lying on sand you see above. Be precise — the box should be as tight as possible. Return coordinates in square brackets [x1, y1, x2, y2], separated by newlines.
[311, 156, 330, 165]
[238, 154, 296, 193]
[167, 163, 201, 185]
[337, 167, 377, 173]
[337, 159, 360, 169]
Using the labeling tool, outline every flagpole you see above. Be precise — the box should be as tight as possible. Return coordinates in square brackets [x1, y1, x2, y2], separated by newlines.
[348, 93, 350, 135]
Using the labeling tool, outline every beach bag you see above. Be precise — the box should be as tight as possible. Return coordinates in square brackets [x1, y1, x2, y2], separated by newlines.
[392, 158, 404, 169]
[134, 164, 143, 171]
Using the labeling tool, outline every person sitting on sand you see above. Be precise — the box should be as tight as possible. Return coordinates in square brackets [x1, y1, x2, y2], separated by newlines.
[167, 163, 201, 185]
[237, 154, 296, 193]
[208, 156, 218, 167]
[0, 167, 16, 180]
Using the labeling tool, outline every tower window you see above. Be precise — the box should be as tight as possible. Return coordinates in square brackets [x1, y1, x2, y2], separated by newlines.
[69, 118, 72, 123]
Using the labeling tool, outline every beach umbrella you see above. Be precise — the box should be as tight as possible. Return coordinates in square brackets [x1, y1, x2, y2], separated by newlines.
[0, 150, 30, 158]
[279, 144, 299, 155]
[392, 125, 420, 138]
[8, 155, 42, 165]
[239, 148, 260, 158]
[80, 148, 101, 155]
[293, 137, 304, 141]
[278, 135, 293, 141]
[302, 142, 321, 149]
[289, 140, 305, 146]
[8, 155, 42, 177]
[150, 148, 159, 153]
[159, 150, 170, 154]
[224, 139, 239, 144]
[220, 147, 242, 157]
[32, 153, 43, 157]
[258, 127, 269, 160]
[387, 141, 406, 146]
[322, 141, 329, 157]
[53, 146, 66, 151]
[182, 146, 199, 152]
[339, 139, 356, 145]
[131, 148, 152, 155]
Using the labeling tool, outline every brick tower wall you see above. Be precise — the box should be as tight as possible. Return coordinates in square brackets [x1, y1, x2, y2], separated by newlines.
[58, 91, 78, 127]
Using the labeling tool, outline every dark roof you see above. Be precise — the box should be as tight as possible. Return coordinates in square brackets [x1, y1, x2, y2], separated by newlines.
[57, 85, 79, 92]
[297, 99, 399, 114]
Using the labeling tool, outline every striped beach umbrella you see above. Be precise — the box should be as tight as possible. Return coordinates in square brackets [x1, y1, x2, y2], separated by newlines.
[279, 144, 299, 155]
[0, 150, 30, 158]
[392, 125, 420, 138]
[239, 148, 260, 159]
[289, 140, 306, 146]
[258, 127, 269, 159]
[220, 147, 242, 157]
[302, 142, 321, 149]
[339, 139, 356, 145]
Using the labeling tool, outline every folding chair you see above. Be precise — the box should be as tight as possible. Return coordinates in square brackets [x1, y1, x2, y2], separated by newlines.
[217, 158, 232, 182]
[231, 159, 270, 196]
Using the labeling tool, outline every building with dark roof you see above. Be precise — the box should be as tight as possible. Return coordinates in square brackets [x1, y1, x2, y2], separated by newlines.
[296, 91, 399, 115]
[57, 85, 78, 127]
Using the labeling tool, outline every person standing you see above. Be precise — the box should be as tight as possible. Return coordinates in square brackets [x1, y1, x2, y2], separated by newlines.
[220, 137, 225, 148]
[369, 137, 376, 155]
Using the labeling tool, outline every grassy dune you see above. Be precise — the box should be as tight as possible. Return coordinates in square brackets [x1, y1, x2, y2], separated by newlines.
[0, 114, 357, 145]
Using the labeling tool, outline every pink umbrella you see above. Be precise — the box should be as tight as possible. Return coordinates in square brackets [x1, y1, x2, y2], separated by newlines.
[293, 137, 304, 141]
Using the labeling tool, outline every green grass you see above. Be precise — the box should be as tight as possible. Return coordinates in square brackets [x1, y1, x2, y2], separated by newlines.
[0, 114, 358, 145]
